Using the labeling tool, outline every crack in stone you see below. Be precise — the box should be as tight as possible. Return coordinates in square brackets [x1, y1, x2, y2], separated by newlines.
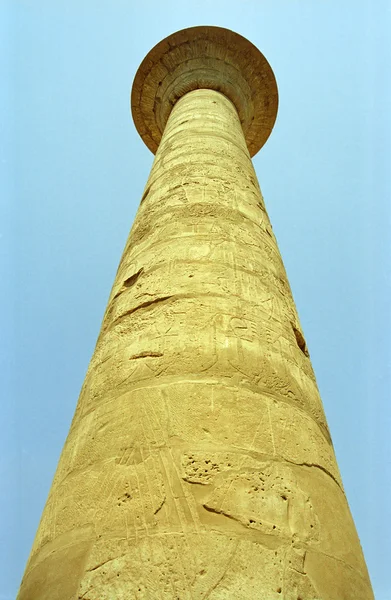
[202, 542, 238, 599]
[111, 295, 174, 327]
[154, 495, 166, 515]
[202, 503, 244, 525]
[86, 557, 115, 573]
[183, 477, 209, 485]
[129, 351, 163, 360]
[112, 268, 144, 301]
[286, 459, 344, 493]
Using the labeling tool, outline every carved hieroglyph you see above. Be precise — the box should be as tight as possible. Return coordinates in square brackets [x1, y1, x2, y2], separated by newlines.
[17, 26, 373, 600]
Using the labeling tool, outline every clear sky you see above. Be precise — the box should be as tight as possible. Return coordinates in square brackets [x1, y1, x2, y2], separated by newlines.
[1, 1, 390, 599]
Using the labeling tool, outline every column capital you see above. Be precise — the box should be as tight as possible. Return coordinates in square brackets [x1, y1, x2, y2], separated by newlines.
[131, 25, 278, 157]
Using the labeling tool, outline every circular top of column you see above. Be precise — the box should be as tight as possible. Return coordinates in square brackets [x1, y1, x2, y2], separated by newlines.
[131, 26, 278, 157]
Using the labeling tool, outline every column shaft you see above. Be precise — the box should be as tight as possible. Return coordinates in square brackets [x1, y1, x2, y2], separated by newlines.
[18, 89, 373, 600]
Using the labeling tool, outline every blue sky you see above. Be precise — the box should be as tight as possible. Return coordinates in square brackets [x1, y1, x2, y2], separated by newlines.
[1, 1, 390, 598]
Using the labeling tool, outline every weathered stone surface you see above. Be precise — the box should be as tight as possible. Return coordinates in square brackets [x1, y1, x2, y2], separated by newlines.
[18, 27, 373, 600]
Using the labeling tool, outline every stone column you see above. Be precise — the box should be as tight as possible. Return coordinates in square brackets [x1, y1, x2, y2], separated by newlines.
[17, 26, 373, 600]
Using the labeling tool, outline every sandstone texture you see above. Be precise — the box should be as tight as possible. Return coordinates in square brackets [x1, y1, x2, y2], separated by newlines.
[18, 26, 373, 600]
